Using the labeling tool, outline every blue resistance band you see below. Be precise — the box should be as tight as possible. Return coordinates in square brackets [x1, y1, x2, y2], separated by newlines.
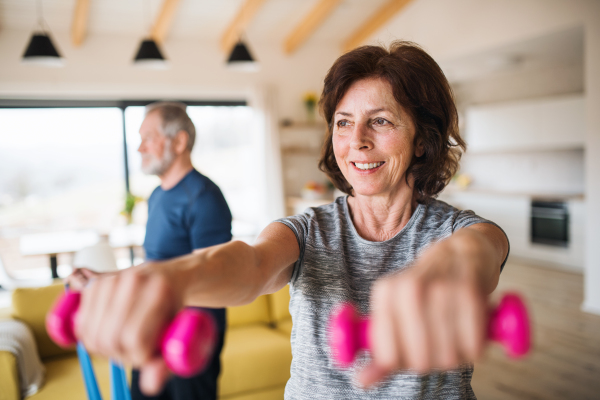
[67, 284, 131, 400]
[76, 333, 131, 400]
[76, 342, 103, 400]
[110, 359, 132, 400]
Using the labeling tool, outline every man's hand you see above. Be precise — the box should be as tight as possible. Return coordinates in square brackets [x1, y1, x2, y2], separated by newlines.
[74, 263, 183, 395]
[358, 224, 506, 387]
[64, 268, 101, 291]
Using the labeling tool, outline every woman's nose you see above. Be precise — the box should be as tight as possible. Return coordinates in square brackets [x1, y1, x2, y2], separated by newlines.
[349, 125, 372, 150]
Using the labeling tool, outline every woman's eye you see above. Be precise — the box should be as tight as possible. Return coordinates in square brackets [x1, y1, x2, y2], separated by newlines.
[336, 120, 349, 128]
[373, 118, 388, 126]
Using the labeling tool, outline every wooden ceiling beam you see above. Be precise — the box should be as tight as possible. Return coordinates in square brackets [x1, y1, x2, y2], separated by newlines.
[151, 0, 181, 44]
[342, 0, 414, 53]
[220, 0, 267, 53]
[284, 0, 343, 55]
[71, 0, 90, 47]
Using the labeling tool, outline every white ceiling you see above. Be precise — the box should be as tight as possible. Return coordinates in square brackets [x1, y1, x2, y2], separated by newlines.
[440, 26, 583, 83]
[0, 0, 584, 83]
[0, 0, 389, 44]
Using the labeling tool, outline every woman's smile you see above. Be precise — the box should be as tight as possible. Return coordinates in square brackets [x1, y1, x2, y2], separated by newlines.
[351, 161, 385, 172]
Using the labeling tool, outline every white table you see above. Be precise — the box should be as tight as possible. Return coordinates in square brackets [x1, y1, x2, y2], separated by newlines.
[20, 230, 101, 278]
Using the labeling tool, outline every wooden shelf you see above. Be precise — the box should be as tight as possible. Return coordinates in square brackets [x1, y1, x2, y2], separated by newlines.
[281, 146, 321, 155]
[279, 120, 330, 212]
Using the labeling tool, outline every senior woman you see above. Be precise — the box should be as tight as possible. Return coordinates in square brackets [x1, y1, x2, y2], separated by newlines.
[75, 41, 508, 400]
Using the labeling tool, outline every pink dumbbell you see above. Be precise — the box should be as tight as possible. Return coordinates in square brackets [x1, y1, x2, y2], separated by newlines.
[329, 292, 531, 368]
[46, 291, 217, 377]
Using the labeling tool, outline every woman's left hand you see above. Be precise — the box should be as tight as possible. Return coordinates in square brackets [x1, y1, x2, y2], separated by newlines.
[357, 224, 506, 387]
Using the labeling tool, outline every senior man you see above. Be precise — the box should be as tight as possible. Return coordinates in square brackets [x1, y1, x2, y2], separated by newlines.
[69, 102, 232, 400]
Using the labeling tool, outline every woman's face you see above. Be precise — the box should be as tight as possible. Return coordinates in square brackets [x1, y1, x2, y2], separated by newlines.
[332, 77, 422, 198]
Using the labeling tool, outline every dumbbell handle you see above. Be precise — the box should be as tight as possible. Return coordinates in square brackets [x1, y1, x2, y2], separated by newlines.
[46, 291, 217, 377]
[329, 292, 531, 368]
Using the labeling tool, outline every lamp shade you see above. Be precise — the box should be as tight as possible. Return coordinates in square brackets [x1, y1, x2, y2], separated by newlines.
[133, 39, 168, 69]
[227, 40, 259, 72]
[22, 33, 64, 67]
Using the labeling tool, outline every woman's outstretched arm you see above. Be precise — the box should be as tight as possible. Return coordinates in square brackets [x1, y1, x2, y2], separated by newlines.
[160, 221, 300, 307]
[359, 223, 508, 387]
[74, 222, 299, 395]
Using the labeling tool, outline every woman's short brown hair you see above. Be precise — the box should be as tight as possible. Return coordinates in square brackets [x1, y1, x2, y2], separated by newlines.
[318, 41, 465, 203]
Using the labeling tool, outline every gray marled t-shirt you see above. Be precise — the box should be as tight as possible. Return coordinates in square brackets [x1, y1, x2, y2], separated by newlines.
[276, 196, 507, 400]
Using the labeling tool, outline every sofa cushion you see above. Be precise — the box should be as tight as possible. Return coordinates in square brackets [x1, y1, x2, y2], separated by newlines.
[220, 385, 285, 400]
[267, 285, 291, 324]
[0, 351, 19, 400]
[275, 319, 293, 338]
[227, 295, 270, 328]
[27, 354, 113, 400]
[11, 284, 75, 359]
[218, 325, 292, 397]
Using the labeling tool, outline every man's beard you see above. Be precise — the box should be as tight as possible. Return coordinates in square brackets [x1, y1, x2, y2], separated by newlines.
[141, 139, 175, 176]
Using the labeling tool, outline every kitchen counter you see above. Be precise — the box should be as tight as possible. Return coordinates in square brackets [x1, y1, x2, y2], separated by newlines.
[438, 188, 585, 272]
[440, 186, 585, 201]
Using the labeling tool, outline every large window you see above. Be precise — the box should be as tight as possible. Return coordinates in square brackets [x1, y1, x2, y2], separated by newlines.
[0, 107, 125, 226]
[0, 101, 257, 282]
[0, 107, 125, 278]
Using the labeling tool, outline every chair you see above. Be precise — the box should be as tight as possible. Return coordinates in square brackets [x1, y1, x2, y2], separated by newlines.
[72, 238, 118, 272]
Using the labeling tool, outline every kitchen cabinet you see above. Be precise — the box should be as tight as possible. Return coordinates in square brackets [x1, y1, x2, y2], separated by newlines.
[465, 95, 584, 153]
[439, 190, 584, 272]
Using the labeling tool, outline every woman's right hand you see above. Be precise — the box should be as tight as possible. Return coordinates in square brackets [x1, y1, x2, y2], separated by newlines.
[74, 263, 183, 395]
[65, 268, 100, 291]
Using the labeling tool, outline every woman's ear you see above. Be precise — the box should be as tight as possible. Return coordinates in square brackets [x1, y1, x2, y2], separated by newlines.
[415, 138, 425, 158]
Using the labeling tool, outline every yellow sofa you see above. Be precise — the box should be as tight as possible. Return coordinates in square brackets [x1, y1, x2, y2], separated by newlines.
[0, 283, 292, 400]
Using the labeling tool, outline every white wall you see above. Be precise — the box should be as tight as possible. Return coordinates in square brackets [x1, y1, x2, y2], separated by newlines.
[583, 7, 600, 315]
[459, 150, 585, 195]
[465, 95, 585, 152]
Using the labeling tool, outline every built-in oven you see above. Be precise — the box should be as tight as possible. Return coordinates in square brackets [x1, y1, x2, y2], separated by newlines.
[530, 200, 569, 247]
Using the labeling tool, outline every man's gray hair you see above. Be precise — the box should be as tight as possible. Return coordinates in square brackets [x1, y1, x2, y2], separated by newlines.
[145, 101, 196, 151]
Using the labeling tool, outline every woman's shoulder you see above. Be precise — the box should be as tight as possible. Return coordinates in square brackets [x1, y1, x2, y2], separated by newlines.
[420, 197, 487, 232]
[423, 198, 460, 216]
[277, 196, 346, 232]
[303, 196, 347, 224]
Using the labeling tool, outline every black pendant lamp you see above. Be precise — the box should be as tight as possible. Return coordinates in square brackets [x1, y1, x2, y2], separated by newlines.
[133, 0, 168, 69]
[22, 1, 64, 67]
[227, 39, 259, 72]
[133, 38, 168, 69]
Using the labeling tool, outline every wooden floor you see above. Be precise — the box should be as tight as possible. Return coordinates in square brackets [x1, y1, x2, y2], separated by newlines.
[471, 260, 600, 400]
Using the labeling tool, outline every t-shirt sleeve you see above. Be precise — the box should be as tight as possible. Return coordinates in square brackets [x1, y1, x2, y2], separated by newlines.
[188, 187, 232, 250]
[452, 209, 510, 272]
[274, 209, 315, 285]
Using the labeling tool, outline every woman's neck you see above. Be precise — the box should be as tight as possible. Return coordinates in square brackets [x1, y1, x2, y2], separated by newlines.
[347, 185, 418, 242]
